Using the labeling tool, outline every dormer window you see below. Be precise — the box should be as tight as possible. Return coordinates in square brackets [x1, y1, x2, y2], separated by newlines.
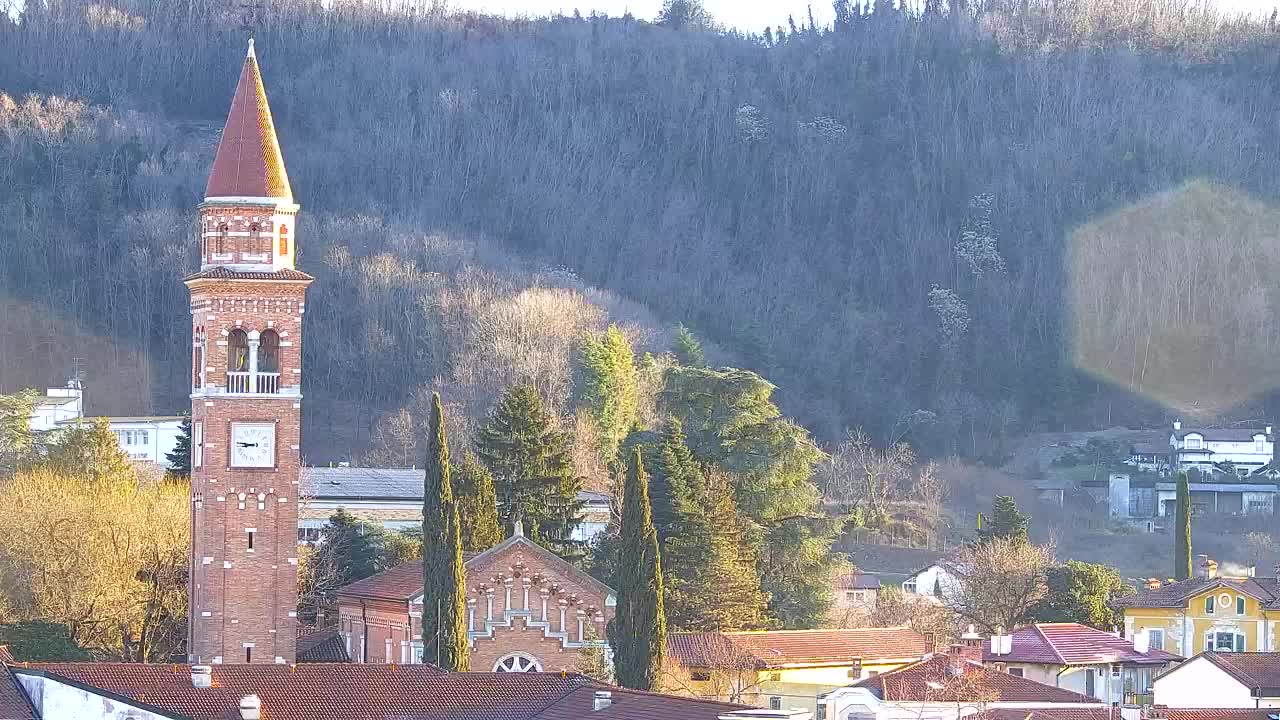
[1186, 435, 1202, 450]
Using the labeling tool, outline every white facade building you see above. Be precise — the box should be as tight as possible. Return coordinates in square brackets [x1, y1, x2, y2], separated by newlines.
[28, 384, 84, 432]
[1170, 421, 1274, 476]
[1153, 652, 1280, 708]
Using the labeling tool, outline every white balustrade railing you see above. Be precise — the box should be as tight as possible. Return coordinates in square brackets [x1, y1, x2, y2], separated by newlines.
[226, 371, 282, 395]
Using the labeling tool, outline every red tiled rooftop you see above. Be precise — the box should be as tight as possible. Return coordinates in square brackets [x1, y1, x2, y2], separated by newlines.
[984, 623, 1181, 665]
[854, 653, 1097, 703]
[530, 684, 747, 720]
[16, 663, 742, 720]
[205, 41, 292, 201]
[1162, 712, 1280, 720]
[976, 710, 1125, 720]
[668, 627, 927, 669]
[295, 629, 351, 663]
[0, 668, 35, 720]
[185, 267, 314, 282]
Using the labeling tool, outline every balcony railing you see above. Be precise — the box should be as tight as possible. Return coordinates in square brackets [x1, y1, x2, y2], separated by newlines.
[226, 371, 281, 394]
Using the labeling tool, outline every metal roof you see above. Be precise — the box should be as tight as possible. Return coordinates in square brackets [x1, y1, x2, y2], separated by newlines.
[300, 467, 609, 505]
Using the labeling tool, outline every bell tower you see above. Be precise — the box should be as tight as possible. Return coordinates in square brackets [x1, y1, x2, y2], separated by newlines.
[186, 40, 311, 665]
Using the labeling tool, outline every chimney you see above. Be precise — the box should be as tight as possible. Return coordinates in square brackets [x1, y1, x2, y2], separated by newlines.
[1248, 564, 1257, 578]
[1206, 559, 1218, 580]
[191, 665, 212, 689]
[1267, 426, 1273, 436]
[1196, 554, 1210, 579]
[592, 690, 612, 711]
[1173, 420, 1182, 431]
[239, 695, 261, 720]
[947, 643, 967, 675]
[958, 626, 984, 663]
[923, 633, 937, 656]
[848, 656, 863, 679]
[1145, 578, 1162, 590]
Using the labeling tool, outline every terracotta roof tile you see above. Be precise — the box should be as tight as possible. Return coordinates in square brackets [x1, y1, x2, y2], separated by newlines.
[834, 571, 881, 590]
[185, 267, 314, 282]
[1115, 576, 1280, 609]
[854, 654, 1097, 703]
[295, 629, 350, 663]
[1162, 711, 1280, 720]
[0, 667, 37, 720]
[22, 664, 611, 720]
[975, 710, 1123, 720]
[984, 623, 1181, 665]
[530, 685, 747, 720]
[668, 627, 926, 669]
[206, 42, 292, 200]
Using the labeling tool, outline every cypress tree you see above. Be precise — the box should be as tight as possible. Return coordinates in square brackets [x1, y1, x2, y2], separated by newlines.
[421, 393, 469, 670]
[455, 453, 503, 552]
[1174, 471, 1192, 581]
[608, 448, 666, 691]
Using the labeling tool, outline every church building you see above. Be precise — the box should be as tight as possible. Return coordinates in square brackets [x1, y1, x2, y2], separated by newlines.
[185, 39, 311, 665]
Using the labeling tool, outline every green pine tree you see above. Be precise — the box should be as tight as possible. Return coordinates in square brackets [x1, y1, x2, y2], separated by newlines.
[672, 324, 705, 367]
[664, 470, 768, 630]
[648, 418, 702, 541]
[165, 415, 192, 477]
[0, 390, 42, 474]
[608, 448, 666, 691]
[578, 325, 639, 463]
[421, 393, 469, 671]
[476, 383, 584, 555]
[1029, 561, 1133, 629]
[1175, 471, 1192, 581]
[298, 509, 390, 625]
[454, 453, 504, 552]
[977, 495, 1029, 544]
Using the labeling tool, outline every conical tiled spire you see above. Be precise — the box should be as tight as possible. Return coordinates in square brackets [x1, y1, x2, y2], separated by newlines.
[205, 40, 292, 201]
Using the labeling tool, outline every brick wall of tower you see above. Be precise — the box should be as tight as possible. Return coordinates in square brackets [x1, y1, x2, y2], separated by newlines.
[198, 204, 298, 268]
[188, 274, 309, 665]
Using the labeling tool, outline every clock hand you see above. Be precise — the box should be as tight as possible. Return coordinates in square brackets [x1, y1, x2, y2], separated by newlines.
[237, 442, 258, 447]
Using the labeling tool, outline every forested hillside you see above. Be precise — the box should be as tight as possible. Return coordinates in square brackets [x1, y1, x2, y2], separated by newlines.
[4, 0, 1280, 459]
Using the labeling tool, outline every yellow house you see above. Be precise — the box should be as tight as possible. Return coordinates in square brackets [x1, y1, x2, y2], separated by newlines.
[1118, 563, 1280, 657]
[665, 627, 928, 715]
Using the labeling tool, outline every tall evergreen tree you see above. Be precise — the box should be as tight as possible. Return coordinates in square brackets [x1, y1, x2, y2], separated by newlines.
[0, 390, 42, 475]
[1174, 471, 1192, 581]
[421, 393, 469, 671]
[476, 383, 584, 554]
[577, 325, 638, 463]
[165, 415, 192, 477]
[672, 324, 705, 367]
[608, 448, 666, 691]
[664, 470, 768, 630]
[454, 452, 503, 552]
[648, 418, 702, 541]
[977, 495, 1030, 544]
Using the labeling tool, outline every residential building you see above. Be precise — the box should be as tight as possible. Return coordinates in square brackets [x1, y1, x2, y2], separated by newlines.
[901, 561, 959, 602]
[1153, 475, 1276, 517]
[827, 570, 881, 625]
[1118, 558, 1280, 657]
[1128, 441, 1171, 473]
[185, 40, 310, 665]
[1152, 651, 1280, 708]
[983, 623, 1181, 705]
[666, 627, 929, 714]
[6, 662, 751, 720]
[335, 523, 614, 672]
[1168, 421, 1274, 476]
[27, 384, 82, 432]
[298, 466, 611, 543]
[817, 641, 1108, 720]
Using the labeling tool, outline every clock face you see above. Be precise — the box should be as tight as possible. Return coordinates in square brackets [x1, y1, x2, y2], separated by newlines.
[230, 423, 275, 468]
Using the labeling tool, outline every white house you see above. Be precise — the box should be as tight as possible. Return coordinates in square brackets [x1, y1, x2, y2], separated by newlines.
[901, 562, 959, 603]
[983, 624, 1181, 705]
[1170, 421, 1274, 476]
[54, 415, 187, 468]
[1153, 651, 1280, 708]
[27, 383, 83, 432]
